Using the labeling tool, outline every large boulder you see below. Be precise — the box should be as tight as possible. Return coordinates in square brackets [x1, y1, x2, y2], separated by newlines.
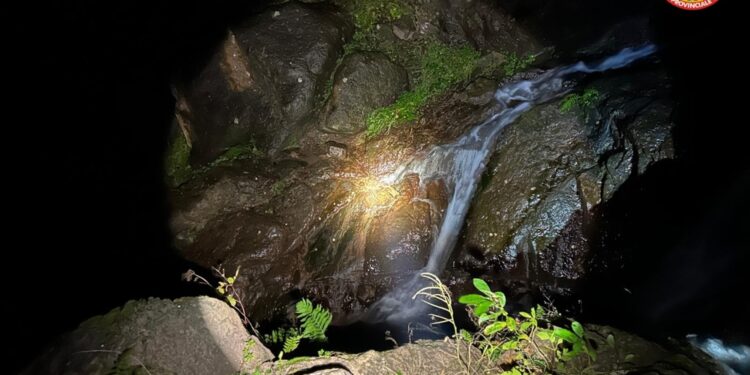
[321, 52, 408, 134]
[234, 2, 353, 129]
[176, 2, 353, 164]
[458, 70, 675, 285]
[23, 297, 273, 375]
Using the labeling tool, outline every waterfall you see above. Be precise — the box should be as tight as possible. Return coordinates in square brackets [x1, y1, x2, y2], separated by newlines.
[366, 44, 658, 323]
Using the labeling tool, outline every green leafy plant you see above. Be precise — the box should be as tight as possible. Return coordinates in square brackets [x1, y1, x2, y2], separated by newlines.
[459, 277, 596, 374]
[560, 88, 600, 114]
[264, 327, 297, 346]
[296, 298, 333, 342]
[273, 298, 333, 359]
[503, 53, 535, 76]
[182, 267, 260, 337]
[552, 321, 596, 362]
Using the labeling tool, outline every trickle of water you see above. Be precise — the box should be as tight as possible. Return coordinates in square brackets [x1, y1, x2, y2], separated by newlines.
[367, 44, 658, 323]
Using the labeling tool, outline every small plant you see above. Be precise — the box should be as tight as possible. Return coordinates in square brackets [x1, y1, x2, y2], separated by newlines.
[270, 179, 289, 196]
[241, 339, 255, 368]
[459, 277, 596, 374]
[503, 53, 535, 76]
[413, 272, 470, 374]
[552, 321, 596, 362]
[182, 266, 260, 337]
[273, 298, 333, 359]
[560, 88, 600, 114]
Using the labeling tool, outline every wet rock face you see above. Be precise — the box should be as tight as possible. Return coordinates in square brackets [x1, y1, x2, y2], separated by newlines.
[169, 157, 335, 320]
[177, 31, 281, 164]
[438, 0, 539, 53]
[322, 52, 408, 134]
[234, 3, 353, 128]
[459, 70, 675, 285]
[177, 2, 352, 163]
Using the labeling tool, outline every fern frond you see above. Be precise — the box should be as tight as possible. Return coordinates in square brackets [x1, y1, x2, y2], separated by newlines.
[296, 298, 314, 318]
[300, 304, 332, 342]
[283, 335, 302, 354]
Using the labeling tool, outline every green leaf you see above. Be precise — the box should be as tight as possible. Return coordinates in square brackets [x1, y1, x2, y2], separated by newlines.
[282, 335, 301, 354]
[296, 298, 314, 317]
[478, 313, 494, 325]
[520, 322, 532, 331]
[458, 294, 487, 306]
[297, 300, 332, 342]
[607, 334, 616, 347]
[535, 305, 545, 318]
[553, 327, 579, 344]
[572, 341, 584, 354]
[216, 286, 225, 295]
[587, 347, 598, 361]
[226, 295, 237, 307]
[519, 312, 532, 319]
[494, 291, 506, 307]
[227, 276, 236, 284]
[460, 329, 473, 342]
[571, 321, 584, 338]
[474, 301, 492, 316]
[501, 340, 519, 350]
[536, 330, 552, 341]
[484, 321, 507, 335]
[625, 353, 635, 362]
[473, 278, 492, 295]
[506, 317, 517, 331]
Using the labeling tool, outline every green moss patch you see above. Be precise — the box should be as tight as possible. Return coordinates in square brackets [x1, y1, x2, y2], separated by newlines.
[165, 134, 193, 187]
[365, 42, 481, 137]
[503, 52, 536, 76]
[351, 0, 408, 32]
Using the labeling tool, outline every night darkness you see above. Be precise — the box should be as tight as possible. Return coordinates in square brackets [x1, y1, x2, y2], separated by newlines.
[8, 0, 746, 372]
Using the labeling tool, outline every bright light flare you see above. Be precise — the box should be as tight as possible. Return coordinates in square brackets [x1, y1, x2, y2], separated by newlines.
[355, 176, 399, 211]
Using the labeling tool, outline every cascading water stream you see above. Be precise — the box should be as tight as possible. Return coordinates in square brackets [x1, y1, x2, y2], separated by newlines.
[366, 44, 658, 323]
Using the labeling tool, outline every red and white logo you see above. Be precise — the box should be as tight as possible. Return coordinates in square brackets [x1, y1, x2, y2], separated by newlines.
[667, 0, 719, 11]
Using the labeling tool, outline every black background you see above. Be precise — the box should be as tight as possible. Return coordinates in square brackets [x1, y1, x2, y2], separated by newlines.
[7, 0, 744, 372]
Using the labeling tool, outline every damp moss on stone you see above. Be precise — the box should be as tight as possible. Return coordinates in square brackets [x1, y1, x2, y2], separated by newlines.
[270, 179, 291, 196]
[503, 52, 536, 76]
[211, 141, 265, 167]
[365, 42, 481, 137]
[349, 0, 409, 32]
[165, 136, 267, 188]
[165, 133, 193, 187]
